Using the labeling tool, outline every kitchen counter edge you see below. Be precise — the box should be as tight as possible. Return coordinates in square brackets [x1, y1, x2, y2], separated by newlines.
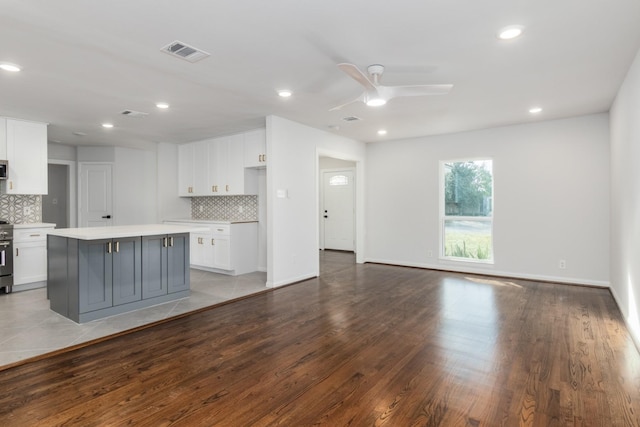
[47, 224, 208, 240]
[164, 219, 259, 224]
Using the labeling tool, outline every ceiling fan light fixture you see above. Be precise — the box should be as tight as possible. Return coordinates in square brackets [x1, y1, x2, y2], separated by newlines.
[497, 25, 525, 40]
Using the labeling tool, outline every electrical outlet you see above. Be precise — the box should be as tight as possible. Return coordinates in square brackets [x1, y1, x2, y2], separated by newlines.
[239, 205, 244, 213]
[199, 205, 204, 212]
[559, 259, 566, 269]
[23, 206, 32, 216]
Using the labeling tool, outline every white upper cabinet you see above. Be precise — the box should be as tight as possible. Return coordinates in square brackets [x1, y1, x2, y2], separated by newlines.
[243, 129, 266, 168]
[207, 136, 228, 195]
[0, 119, 7, 160]
[177, 129, 263, 197]
[208, 134, 248, 195]
[178, 143, 194, 196]
[178, 141, 208, 196]
[226, 134, 245, 195]
[3, 118, 48, 195]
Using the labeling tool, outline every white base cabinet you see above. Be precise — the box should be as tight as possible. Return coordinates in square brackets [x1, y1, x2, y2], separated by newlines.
[164, 220, 257, 276]
[13, 224, 56, 290]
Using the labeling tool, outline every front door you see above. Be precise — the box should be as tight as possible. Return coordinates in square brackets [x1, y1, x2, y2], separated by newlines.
[79, 163, 113, 227]
[322, 169, 355, 251]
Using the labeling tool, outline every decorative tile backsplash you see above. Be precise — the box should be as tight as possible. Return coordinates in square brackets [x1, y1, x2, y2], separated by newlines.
[0, 195, 42, 224]
[191, 196, 258, 221]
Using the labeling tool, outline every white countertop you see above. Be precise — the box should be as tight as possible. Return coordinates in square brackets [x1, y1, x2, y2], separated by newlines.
[14, 223, 56, 229]
[47, 224, 208, 240]
[164, 219, 258, 224]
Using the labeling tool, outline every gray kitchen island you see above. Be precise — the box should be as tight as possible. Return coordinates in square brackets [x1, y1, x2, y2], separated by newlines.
[47, 224, 205, 323]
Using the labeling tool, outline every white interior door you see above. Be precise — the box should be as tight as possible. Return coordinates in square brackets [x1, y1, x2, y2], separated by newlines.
[322, 170, 355, 251]
[79, 163, 113, 227]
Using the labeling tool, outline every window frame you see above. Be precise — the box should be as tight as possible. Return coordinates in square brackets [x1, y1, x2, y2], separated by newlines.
[439, 158, 494, 264]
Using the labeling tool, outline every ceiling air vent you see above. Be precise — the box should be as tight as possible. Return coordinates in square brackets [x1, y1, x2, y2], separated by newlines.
[342, 116, 361, 122]
[161, 41, 210, 63]
[120, 110, 149, 118]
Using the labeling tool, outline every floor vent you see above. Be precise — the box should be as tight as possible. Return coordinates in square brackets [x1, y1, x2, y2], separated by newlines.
[120, 110, 149, 118]
[161, 41, 210, 63]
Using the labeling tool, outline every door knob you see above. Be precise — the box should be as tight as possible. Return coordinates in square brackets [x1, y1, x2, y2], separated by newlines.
[101, 215, 111, 219]
[323, 215, 328, 218]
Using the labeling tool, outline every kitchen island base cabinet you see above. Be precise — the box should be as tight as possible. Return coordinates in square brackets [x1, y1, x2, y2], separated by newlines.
[141, 234, 189, 298]
[48, 232, 190, 323]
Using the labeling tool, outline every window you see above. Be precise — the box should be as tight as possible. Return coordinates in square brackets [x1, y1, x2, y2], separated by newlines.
[441, 159, 493, 262]
[329, 175, 349, 186]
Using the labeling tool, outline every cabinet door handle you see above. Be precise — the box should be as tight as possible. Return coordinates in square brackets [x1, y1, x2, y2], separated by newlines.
[115, 241, 119, 253]
[30, 234, 41, 237]
[163, 237, 168, 248]
[211, 238, 215, 246]
[169, 237, 174, 247]
[226, 184, 229, 192]
[9, 181, 13, 190]
[107, 242, 112, 254]
[15, 248, 19, 257]
[212, 185, 215, 193]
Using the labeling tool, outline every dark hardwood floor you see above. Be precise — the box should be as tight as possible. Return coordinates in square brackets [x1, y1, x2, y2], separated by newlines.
[1, 251, 639, 426]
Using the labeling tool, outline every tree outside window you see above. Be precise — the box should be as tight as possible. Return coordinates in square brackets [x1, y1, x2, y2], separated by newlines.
[442, 160, 493, 262]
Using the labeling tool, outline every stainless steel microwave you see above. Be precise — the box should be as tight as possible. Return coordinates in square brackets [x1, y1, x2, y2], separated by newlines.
[0, 160, 7, 180]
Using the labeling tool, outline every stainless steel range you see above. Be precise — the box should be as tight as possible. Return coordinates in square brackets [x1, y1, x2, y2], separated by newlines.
[0, 221, 14, 294]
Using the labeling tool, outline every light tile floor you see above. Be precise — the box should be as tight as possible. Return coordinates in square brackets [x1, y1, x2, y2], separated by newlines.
[0, 269, 267, 368]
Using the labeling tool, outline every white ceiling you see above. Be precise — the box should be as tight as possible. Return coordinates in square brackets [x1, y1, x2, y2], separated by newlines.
[1, 1, 640, 149]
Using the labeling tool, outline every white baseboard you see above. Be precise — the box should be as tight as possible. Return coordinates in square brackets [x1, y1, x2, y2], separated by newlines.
[363, 257, 610, 288]
[266, 272, 317, 288]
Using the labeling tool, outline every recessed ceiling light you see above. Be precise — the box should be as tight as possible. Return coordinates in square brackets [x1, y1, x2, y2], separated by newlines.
[0, 62, 21, 72]
[156, 102, 170, 109]
[377, 129, 387, 135]
[102, 123, 114, 128]
[277, 90, 292, 98]
[529, 107, 543, 114]
[366, 98, 387, 107]
[497, 25, 525, 40]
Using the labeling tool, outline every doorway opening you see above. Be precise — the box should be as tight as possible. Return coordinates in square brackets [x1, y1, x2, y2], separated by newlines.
[43, 160, 77, 228]
[319, 156, 356, 256]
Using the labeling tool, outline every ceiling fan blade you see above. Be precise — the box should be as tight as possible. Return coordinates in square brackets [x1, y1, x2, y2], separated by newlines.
[386, 84, 453, 98]
[329, 94, 364, 111]
[337, 63, 376, 91]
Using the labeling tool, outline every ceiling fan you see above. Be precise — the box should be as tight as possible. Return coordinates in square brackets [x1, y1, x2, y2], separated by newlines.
[330, 63, 453, 111]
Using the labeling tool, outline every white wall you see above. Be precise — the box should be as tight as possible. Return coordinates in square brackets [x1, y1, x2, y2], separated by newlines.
[156, 142, 190, 221]
[266, 116, 366, 287]
[257, 169, 267, 272]
[366, 114, 610, 286]
[319, 157, 356, 169]
[113, 147, 157, 225]
[610, 48, 640, 348]
[48, 142, 77, 161]
[76, 144, 189, 226]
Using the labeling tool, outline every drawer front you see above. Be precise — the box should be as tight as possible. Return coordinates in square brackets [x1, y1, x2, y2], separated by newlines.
[14, 228, 50, 243]
[211, 224, 230, 235]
